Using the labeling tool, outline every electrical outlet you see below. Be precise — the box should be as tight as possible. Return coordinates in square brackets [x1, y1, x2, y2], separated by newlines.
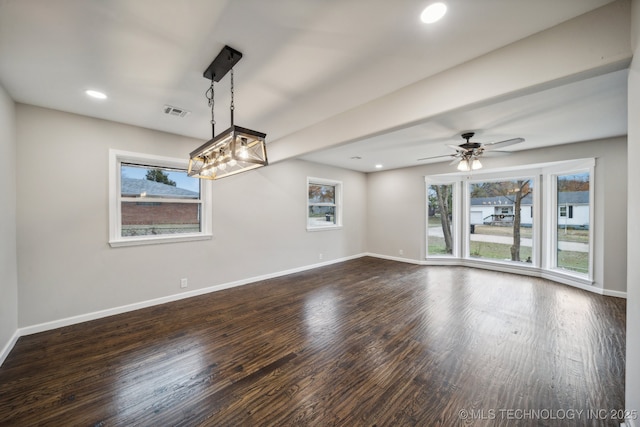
[319, 253, 323, 260]
[399, 249, 404, 256]
[180, 278, 188, 288]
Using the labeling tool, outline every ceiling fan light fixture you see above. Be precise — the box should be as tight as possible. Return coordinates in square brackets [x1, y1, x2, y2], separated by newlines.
[416, 132, 523, 171]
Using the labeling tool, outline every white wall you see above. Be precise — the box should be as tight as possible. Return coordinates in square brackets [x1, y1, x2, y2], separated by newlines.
[0, 83, 18, 363]
[367, 137, 627, 295]
[626, 0, 640, 423]
[15, 104, 367, 328]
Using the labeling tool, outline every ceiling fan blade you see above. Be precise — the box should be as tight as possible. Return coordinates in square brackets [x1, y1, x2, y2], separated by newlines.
[449, 157, 461, 165]
[483, 137, 524, 150]
[447, 144, 468, 153]
[417, 154, 455, 161]
[483, 150, 512, 157]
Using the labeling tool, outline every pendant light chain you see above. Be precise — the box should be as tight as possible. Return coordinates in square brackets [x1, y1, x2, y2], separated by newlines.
[206, 79, 215, 137]
[230, 68, 235, 126]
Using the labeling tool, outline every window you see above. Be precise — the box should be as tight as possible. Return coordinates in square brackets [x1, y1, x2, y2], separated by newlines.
[427, 182, 457, 256]
[307, 177, 342, 230]
[468, 178, 534, 264]
[560, 205, 567, 217]
[554, 171, 591, 276]
[109, 150, 212, 247]
[424, 158, 594, 286]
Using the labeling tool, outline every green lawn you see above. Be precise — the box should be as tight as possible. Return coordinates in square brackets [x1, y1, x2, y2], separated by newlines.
[557, 250, 589, 274]
[428, 229, 588, 272]
[469, 241, 532, 262]
[430, 217, 589, 243]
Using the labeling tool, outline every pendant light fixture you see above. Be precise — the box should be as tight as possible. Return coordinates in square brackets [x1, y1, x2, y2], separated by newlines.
[188, 45, 268, 180]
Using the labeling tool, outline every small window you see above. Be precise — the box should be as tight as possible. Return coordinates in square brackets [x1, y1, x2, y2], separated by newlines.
[109, 150, 212, 247]
[307, 177, 342, 230]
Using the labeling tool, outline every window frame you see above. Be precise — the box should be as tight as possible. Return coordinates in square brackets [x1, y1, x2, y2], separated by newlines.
[306, 177, 343, 231]
[109, 149, 212, 247]
[425, 178, 460, 258]
[464, 175, 538, 266]
[547, 163, 594, 279]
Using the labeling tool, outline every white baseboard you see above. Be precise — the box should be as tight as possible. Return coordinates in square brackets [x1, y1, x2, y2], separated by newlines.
[603, 288, 628, 298]
[366, 252, 626, 298]
[0, 329, 20, 367]
[19, 253, 367, 337]
[363, 252, 424, 265]
[3, 251, 626, 366]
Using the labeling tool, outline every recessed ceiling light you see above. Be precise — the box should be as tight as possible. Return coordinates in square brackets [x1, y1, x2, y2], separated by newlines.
[85, 90, 107, 99]
[421, 2, 447, 24]
[375, 164, 383, 169]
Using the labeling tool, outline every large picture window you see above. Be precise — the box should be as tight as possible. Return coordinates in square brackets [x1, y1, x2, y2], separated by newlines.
[307, 177, 342, 230]
[109, 150, 212, 247]
[468, 178, 534, 264]
[425, 158, 594, 285]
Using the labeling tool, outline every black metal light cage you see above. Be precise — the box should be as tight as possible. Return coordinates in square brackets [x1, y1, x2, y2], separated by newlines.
[188, 45, 268, 180]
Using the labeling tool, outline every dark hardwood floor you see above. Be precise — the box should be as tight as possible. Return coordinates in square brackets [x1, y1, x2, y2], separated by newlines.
[0, 257, 626, 426]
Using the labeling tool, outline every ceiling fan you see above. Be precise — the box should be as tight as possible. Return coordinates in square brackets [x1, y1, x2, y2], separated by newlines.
[418, 132, 524, 171]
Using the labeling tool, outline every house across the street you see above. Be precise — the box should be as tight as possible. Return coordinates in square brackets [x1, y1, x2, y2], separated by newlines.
[469, 191, 588, 229]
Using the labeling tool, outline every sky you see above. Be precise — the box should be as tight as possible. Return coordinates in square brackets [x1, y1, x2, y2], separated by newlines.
[121, 165, 200, 193]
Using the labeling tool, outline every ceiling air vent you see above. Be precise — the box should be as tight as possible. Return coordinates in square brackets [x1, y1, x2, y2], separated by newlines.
[163, 105, 191, 118]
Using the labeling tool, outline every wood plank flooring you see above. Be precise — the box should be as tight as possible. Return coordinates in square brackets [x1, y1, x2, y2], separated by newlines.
[0, 257, 626, 426]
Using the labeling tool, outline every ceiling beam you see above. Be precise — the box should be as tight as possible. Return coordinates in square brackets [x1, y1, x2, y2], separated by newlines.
[268, 0, 631, 163]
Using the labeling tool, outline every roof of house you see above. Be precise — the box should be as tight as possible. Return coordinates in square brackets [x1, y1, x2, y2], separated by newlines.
[557, 191, 589, 204]
[121, 178, 199, 199]
[470, 191, 588, 206]
[470, 194, 534, 206]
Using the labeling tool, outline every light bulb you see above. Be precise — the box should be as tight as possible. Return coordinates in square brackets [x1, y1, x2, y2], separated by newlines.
[471, 158, 482, 170]
[421, 2, 447, 24]
[218, 162, 227, 171]
[203, 165, 216, 176]
[457, 159, 470, 171]
[228, 158, 237, 167]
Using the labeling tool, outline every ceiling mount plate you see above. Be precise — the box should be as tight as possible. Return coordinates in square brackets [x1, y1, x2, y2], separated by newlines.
[203, 45, 243, 82]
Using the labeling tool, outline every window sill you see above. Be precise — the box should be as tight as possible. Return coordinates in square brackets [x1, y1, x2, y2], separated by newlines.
[109, 233, 212, 247]
[543, 268, 593, 286]
[306, 225, 343, 232]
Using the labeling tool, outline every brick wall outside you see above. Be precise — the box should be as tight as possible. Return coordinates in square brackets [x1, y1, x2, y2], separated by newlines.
[122, 202, 199, 225]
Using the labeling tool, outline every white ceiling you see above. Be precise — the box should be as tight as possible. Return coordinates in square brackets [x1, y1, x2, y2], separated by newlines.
[300, 69, 628, 171]
[0, 0, 627, 172]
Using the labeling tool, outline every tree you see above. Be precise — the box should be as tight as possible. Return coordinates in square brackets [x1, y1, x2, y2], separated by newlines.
[557, 175, 589, 191]
[146, 169, 176, 186]
[434, 185, 453, 254]
[503, 180, 532, 262]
